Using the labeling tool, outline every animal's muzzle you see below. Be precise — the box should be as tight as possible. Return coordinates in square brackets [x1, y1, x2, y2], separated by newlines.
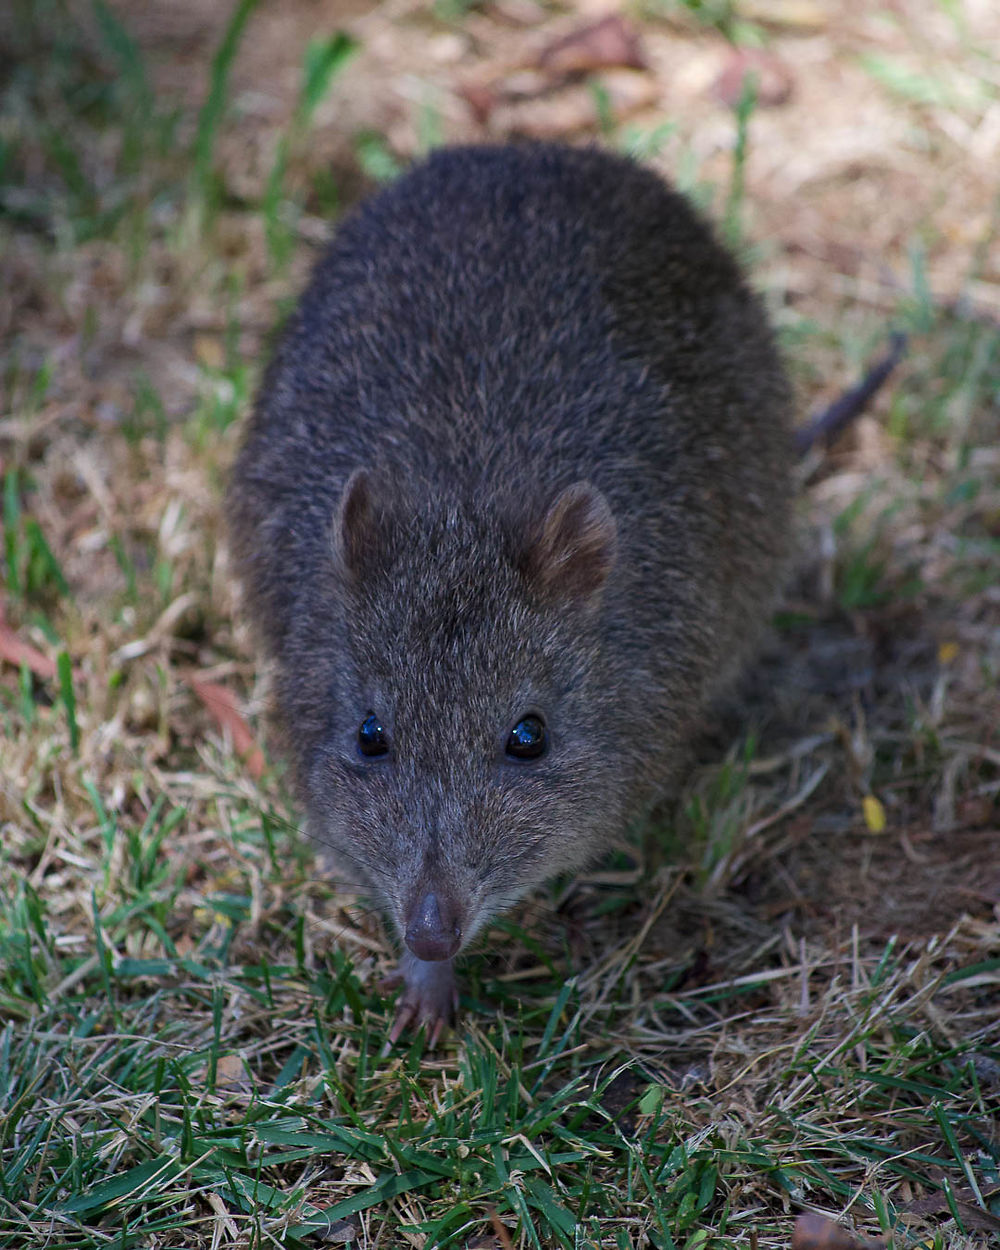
[404, 891, 462, 962]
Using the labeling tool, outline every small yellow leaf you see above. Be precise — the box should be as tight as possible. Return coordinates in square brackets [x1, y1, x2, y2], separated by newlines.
[938, 641, 958, 664]
[862, 794, 887, 834]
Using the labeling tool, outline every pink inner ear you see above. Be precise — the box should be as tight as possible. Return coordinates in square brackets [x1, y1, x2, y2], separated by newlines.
[335, 467, 376, 575]
[528, 481, 618, 598]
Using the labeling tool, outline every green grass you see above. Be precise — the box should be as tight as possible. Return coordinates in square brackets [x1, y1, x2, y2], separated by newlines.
[190, 0, 262, 222]
[1, 1, 999, 1246]
[0, 887, 996, 1248]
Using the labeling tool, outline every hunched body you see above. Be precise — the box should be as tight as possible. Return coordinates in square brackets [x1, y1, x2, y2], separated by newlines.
[228, 143, 794, 1038]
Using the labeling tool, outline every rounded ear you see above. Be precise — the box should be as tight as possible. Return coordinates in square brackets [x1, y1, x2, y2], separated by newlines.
[523, 481, 617, 599]
[334, 468, 379, 576]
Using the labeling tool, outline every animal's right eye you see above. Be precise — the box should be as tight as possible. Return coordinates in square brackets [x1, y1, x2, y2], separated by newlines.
[357, 713, 389, 758]
[506, 714, 548, 761]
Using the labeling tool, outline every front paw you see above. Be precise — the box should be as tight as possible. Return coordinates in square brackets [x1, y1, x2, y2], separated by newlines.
[381, 951, 459, 1048]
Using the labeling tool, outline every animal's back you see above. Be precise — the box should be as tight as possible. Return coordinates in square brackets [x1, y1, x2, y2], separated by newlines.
[232, 143, 792, 695]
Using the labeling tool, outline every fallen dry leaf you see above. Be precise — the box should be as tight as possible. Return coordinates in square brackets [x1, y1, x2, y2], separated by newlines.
[900, 1185, 1000, 1233]
[189, 675, 266, 780]
[316, 1220, 359, 1245]
[792, 1213, 885, 1250]
[485, 0, 547, 25]
[713, 47, 794, 109]
[487, 70, 659, 138]
[487, 1207, 516, 1250]
[459, 80, 500, 125]
[537, 15, 646, 77]
[458, 14, 649, 127]
[740, 0, 828, 30]
[0, 604, 58, 680]
[214, 1052, 251, 1092]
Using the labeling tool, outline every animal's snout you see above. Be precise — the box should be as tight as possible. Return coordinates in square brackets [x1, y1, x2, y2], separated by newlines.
[404, 891, 462, 962]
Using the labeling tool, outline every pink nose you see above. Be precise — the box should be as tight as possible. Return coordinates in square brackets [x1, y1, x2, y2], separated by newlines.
[404, 892, 461, 962]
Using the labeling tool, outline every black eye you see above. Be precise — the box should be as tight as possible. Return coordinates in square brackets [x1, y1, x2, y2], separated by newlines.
[357, 713, 389, 758]
[506, 715, 547, 761]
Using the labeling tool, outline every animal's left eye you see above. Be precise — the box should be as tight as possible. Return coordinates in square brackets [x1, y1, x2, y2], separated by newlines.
[357, 713, 389, 758]
[506, 715, 548, 761]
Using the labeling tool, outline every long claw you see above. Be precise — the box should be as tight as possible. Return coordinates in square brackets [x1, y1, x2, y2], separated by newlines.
[388, 1001, 417, 1046]
[381, 951, 458, 1050]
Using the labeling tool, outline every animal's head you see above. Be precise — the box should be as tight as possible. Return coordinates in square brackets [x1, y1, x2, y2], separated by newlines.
[305, 468, 631, 960]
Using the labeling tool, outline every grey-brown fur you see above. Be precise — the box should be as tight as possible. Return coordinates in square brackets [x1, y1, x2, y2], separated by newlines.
[228, 142, 793, 1037]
